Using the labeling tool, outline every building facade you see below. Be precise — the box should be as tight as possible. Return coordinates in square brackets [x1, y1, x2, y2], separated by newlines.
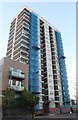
[0, 57, 28, 91]
[6, 6, 70, 112]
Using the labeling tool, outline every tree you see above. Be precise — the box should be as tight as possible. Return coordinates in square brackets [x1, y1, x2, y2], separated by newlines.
[2, 87, 16, 107]
[15, 88, 39, 117]
[2, 87, 16, 116]
[2, 87, 39, 117]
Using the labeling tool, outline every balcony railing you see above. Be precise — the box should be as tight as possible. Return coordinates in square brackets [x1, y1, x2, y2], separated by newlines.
[11, 85, 24, 91]
[9, 70, 25, 80]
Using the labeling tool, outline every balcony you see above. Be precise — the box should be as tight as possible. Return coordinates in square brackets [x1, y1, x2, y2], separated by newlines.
[21, 49, 29, 55]
[9, 70, 25, 80]
[11, 85, 24, 91]
[20, 54, 29, 60]
[21, 43, 29, 49]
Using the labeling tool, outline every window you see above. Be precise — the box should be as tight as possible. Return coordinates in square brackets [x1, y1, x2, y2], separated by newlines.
[53, 65, 56, 69]
[44, 62, 46, 66]
[43, 44, 45, 48]
[42, 77, 44, 81]
[45, 96, 48, 101]
[43, 48, 46, 53]
[51, 48, 55, 51]
[54, 86, 58, 90]
[43, 57, 46, 61]
[53, 70, 57, 74]
[52, 52, 55, 55]
[54, 80, 58, 84]
[21, 81, 23, 86]
[44, 78, 47, 83]
[42, 96, 45, 101]
[12, 80, 16, 85]
[55, 97, 59, 101]
[53, 75, 57, 79]
[51, 44, 54, 47]
[42, 89, 45, 94]
[45, 90, 48, 95]
[44, 67, 47, 72]
[44, 84, 48, 89]
[42, 83, 44, 88]
[43, 52, 46, 57]
[52, 56, 55, 60]
[44, 73, 47, 77]
[55, 91, 59, 96]
[52, 61, 56, 64]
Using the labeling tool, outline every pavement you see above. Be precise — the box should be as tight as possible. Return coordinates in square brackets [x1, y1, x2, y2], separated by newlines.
[35, 113, 77, 119]
[1, 113, 78, 120]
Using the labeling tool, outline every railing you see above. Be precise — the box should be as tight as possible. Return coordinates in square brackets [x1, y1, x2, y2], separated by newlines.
[11, 85, 24, 91]
[9, 70, 25, 80]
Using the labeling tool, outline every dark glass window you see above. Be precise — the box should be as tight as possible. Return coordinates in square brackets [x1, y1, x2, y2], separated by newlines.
[44, 62, 46, 66]
[42, 83, 44, 88]
[43, 48, 46, 53]
[51, 48, 55, 51]
[42, 96, 45, 101]
[52, 52, 55, 55]
[53, 65, 56, 69]
[55, 91, 59, 96]
[44, 78, 47, 83]
[51, 44, 54, 47]
[12, 80, 16, 85]
[52, 61, 56, 64]
[45, 96, 48, 100]
[55, 97, 59, 101]
[42, 77, 44, 81]
[43, 57, 46, 61]
[41, 50, 43, 53]
[53, 75, 57, 79]
[44, 84, 48, 89]
[44, 67, 47, 72]
[52, 56, 55, 60]
[53, 70, 57, 74]
[54, 80, 58, 84]
[43, 53, 46, 57]
[44, 73, 47, 77]
[45, 90, 48, 95]
[42, 89, 45, 94]
[54, 86, 58, 90]
[43, 44, 45, 48]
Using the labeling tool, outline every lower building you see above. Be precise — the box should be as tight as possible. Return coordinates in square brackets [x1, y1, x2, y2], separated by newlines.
[0, 57, 28, 91]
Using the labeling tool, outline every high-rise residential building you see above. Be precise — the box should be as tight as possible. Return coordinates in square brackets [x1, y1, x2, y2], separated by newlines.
[6, 6, 70, 113]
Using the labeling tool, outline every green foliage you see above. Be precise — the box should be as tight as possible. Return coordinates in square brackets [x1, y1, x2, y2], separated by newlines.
[2, 87, 16, 107]
[15, 88, 39, 109]
[2, 87, 39, 112]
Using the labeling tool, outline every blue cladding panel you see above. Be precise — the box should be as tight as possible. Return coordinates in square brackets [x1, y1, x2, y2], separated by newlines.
[55, 31, 70, 106]
[29, 12, 39, 111]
